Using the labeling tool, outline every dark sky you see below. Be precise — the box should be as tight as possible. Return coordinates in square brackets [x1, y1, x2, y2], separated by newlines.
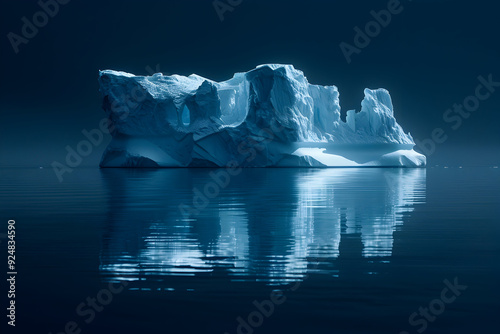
[1, 0, 499, 168]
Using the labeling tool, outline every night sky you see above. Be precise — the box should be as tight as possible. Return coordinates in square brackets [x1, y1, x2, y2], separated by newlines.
[1, 0, 499, 168]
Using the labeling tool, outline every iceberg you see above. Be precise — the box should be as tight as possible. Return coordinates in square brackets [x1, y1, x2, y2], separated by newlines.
[98, 64, 425, 167]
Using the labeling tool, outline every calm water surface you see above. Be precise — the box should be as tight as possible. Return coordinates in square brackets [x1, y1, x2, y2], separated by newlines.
[0, 167, 498, 333]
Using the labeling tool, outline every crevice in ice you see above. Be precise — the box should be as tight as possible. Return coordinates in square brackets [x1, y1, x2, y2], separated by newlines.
[181, 105, 191, 127]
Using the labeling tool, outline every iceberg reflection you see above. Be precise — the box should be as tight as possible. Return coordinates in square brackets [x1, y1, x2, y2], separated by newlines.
[99, 168, 425, 284]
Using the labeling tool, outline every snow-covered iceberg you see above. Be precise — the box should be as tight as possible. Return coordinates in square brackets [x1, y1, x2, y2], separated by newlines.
[98, 64, 425, 167]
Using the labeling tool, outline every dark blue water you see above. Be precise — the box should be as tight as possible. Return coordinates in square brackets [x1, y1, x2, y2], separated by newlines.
[1, 167, 499, 333]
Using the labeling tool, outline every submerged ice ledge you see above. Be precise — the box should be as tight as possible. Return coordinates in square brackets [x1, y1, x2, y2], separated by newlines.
[98, 64, 426, 167]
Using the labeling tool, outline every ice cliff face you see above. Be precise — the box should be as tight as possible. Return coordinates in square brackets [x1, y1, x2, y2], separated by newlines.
[98, 64, 425, 167]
